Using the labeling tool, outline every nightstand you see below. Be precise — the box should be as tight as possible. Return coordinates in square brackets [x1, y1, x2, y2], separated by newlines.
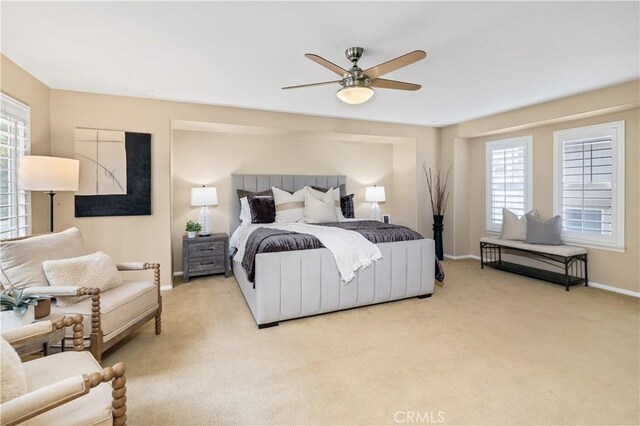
[183, 233, 230, 282]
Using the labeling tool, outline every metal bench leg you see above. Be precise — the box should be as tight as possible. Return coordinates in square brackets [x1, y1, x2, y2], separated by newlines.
[584, 255, 589, 287]
[564, 258, 570, 291]
[480, 243, 484, 269]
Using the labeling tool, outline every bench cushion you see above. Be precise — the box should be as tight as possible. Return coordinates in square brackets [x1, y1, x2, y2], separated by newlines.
[480, 236, 587, 257]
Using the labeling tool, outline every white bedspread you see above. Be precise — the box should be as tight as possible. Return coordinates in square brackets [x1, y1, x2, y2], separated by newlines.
[231, 222, 383, 283]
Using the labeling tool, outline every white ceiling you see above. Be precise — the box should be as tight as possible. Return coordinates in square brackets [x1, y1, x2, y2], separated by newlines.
[1, 1, 638, 127]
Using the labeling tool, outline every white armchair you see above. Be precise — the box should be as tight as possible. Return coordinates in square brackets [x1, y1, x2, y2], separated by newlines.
[0, 316, 128, 426]
[1, 228, 162, 361]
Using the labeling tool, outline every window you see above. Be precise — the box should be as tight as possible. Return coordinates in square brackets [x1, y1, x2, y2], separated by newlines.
[485, 136, 533, 232]
[0, 93, 31, 239]
[554, 121, 625, 251]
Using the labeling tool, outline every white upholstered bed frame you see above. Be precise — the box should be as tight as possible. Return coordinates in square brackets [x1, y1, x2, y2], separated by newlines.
[230, 174, 436, 328]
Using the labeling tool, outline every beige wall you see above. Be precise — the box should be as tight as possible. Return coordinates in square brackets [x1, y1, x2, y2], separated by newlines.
[467, 109, 639, 292]
[7, 54, 636, 293]
[47, 89, 438, 285]
[0, 55, 51, 234]
[172, 130, 412, 271]
[441, 80, 640, 293]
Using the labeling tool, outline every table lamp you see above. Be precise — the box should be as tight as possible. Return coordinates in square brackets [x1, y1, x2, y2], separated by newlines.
[365, 185, 385, 221]
[191, 186, 218, 236]
[18, 156, 80, 232]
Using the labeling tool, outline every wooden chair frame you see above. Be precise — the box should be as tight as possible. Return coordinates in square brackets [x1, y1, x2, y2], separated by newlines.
[1, 315, 128, 426]
[1, 233, 162, 361]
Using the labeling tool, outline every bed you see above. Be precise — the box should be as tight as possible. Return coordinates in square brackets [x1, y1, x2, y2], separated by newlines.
[230, 174, 436, 328]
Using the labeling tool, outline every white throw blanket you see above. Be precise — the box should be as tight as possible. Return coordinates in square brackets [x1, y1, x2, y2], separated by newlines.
[233, 223, 383, 283]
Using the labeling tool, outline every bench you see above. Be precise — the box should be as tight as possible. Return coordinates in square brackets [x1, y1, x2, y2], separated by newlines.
[479, 237, 588, 291]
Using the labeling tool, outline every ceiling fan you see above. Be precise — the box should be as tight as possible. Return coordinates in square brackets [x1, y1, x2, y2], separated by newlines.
[282, 47, 427, 105]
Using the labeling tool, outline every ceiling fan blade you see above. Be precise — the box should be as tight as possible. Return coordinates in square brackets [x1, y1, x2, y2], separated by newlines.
[305, 54, 353, 77]
[364, 50, 427, 79]
[370, 78, 421, 91]
[282, 80, 341, 90]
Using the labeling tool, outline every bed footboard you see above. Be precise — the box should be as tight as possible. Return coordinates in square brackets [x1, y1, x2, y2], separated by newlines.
[234, 239, 435, 327]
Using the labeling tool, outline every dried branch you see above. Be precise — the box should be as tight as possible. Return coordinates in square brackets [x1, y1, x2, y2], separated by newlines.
[422, 162, 451, 216]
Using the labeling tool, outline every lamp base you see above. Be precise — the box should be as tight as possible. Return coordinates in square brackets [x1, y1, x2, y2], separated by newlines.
[369, 202, 382, 222]
[197, 206, 213, 236]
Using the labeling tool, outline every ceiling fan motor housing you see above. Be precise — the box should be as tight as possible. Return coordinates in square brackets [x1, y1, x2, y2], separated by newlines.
[345, 46, 364, 64]
[343, 47, 370, 87]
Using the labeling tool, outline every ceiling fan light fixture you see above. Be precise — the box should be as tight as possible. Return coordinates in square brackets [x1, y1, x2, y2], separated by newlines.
[336, 86, 374, 105]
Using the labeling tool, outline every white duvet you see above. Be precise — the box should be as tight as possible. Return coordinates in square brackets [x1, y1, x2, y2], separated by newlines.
[231, 221, 383, 284]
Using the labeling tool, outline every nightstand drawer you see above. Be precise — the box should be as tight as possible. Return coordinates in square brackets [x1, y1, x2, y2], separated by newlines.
[188, 241, 225, 257]
[188, 255, 225, 272]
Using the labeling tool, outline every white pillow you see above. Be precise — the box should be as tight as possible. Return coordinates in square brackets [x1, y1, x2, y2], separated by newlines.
[42, 251, 124, 307]
[0, 227, 87, 290]
[307, 186, 344, 220]
[239, 197, 252, 225]
[500, 208, 539, 241]
[304, 187, 338, 223]
[272, 187, 305, 223]
[0, 336, 27, 403]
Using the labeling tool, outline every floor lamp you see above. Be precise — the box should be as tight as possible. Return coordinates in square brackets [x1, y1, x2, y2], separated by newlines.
[18, 156, 80, 232]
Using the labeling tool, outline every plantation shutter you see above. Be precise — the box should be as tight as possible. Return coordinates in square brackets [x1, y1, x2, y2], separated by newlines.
[560, 137, 613, 235]
[486, 137, 532, 231]
[0, 94, 31, 239]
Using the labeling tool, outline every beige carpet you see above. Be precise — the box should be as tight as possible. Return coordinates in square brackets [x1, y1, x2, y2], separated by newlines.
[103, 259, 639, 425]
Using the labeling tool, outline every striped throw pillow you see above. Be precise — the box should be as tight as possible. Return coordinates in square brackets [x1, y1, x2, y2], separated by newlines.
[272, 187, 305, 223]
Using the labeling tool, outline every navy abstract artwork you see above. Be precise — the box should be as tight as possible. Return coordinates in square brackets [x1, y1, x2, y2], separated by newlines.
[74, 129, 151, 217]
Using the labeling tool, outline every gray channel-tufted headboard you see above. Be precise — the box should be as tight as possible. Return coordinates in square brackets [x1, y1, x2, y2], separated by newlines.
[230, 174, 347, 235]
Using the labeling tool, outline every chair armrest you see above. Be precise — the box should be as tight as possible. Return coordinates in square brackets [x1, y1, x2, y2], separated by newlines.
[0, 362, 126, 426]
[1, 375, 90, 426]
[21, 286, 80, 297]
[1, 314, 84, 351]
[117, 262, 161, 288]
[0, 321, 53, 343]
[116, 262, 146, 271]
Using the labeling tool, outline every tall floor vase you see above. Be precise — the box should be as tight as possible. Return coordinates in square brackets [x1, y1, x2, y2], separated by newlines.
[432, 215, 444, 261]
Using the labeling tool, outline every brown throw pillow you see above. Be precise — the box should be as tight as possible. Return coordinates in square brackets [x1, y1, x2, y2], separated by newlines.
[247, 196, 276, 224]
[237, 189, 273, 203]
[340, 194, 355, 219]
[310, 184, 347, 197]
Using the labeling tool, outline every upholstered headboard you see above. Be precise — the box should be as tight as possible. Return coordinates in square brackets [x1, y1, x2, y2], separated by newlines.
[229, 174, 347, 235]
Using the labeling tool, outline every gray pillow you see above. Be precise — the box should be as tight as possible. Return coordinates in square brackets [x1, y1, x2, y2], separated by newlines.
[237, 189, 273, 203]
[525, 213, 563, 245]
[310, 184, 347, 197]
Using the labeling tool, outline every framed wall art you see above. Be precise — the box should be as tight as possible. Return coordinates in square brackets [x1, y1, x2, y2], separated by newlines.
[74, 128, 151, 217]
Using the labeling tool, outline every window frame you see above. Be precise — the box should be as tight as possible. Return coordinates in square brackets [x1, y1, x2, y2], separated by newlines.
[553, 120, 625, 252]
[485, 135, 533, 233]
[0, 92, 31, 240]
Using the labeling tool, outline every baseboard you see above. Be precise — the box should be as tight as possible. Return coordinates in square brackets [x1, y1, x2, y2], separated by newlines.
[444, 254, 638, 298]
[587, 281, 640, 298]
[173, 271, 183, 277]
[444, 254, 481, 261]
[160, 285, 173, 291]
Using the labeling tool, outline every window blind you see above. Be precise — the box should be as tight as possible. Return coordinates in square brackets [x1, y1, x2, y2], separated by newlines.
[486, 137, 532, 231]
[553, 120, 624, 251]
[0, 94, 30, 239]
[560, 137, 613, 235]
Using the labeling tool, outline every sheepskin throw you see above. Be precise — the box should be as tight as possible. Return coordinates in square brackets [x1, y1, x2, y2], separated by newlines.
[43, 251, 123, 307]
[0, 336, 27, 403]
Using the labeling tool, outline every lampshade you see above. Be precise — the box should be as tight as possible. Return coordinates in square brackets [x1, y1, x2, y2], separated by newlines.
[18, 156, 79, 191]
[365, 186, 386, 202]
[191, 186, 218, 206]
[337, 86, 374, 105]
